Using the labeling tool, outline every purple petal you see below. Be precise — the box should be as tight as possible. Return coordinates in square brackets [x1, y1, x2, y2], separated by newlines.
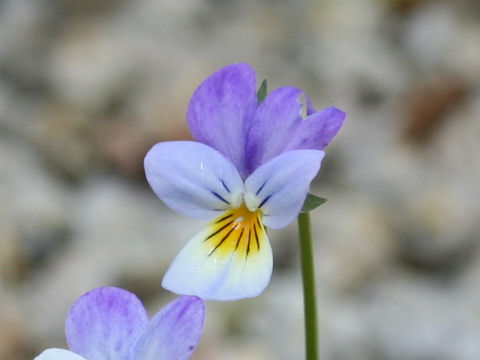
[131, 296, 205, 360]
[34, 349, 87, 360]
[283, 106, 346, 152]
[187, 63, 257, 178]
[66, 287, 148, 360]
[144, 141, 244, 220]
[246, 86, 303, 174]
[246, 86, 345, 173]
[244, 150, 325, 229]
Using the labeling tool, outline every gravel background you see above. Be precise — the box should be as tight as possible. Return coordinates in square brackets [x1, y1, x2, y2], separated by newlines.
[1, 0, 480, 359]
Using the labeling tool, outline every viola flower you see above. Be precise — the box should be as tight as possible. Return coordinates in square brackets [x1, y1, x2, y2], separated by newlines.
[145, 63, 345, 301]
[34, 287, 205, 360]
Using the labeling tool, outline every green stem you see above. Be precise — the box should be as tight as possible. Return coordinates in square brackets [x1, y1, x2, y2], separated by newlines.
[298, 212, 319, 360]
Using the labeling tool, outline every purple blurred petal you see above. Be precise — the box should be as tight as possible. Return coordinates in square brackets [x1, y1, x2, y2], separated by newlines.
[187, 63, 257, 178]
[66, 287, 148, 360]
[144, 141, 244, 219]
[244, 150, 325, 229]
[246, 87, 345, 173]
[34, 349, 87, 360]
[131, 296, 205, 360]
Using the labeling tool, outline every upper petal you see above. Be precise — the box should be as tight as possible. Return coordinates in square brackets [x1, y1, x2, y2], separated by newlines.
[131, 296, 205, 360]
[162, 209, 273, 301]
[187, 63, 257, 178]
[244, 150, 325, 229]
[65, 287, 148, 360]
[144, 141, 244, 220]
[34, 349, 87, 360]
[284, 106, 346, 152]
[246, 86, 344, 173]
[246, 87, 303, 174]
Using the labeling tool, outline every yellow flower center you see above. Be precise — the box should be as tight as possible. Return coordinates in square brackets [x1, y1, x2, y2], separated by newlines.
[203, 204, 265, 259]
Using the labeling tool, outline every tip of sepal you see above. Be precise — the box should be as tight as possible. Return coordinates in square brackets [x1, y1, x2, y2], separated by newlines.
[301, 193, 327, 213]
[257, 78, 267, 104]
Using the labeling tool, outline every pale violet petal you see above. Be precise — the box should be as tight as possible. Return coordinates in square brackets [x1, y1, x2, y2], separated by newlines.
[244, 150, 325, 229]
[131, 296, 205, 360]
[144, 141, 244, 220]
[187, 63, 257, 178]
[34, 349, 87, 360]
[66, 287, 148, 360]
[162, 209, 273, 301]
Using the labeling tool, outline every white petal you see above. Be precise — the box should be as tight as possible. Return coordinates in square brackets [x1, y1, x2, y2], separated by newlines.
[162, 208, 273, 301]
[144, 141, 244, 220]
[244, 150, 325, 229]
[34, 349, 87, 360]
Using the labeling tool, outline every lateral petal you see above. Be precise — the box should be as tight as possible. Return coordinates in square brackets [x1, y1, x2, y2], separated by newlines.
[244, 150, 325, 229]
[187, 63, 257, 178]
[65, 287, 148, 360]
[144, 141, 244, 220]
[162, 208, 273, 301]
[131, 296, 205, 360]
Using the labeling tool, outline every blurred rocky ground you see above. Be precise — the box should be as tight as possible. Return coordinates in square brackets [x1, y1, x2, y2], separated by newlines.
[1, 0, 480, 359]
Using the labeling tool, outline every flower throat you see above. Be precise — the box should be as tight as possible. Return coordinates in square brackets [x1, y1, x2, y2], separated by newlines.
[203, 204, 265, 259]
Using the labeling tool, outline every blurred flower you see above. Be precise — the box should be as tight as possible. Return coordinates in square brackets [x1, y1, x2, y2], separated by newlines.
[34, 287, 205, 360]
[145, 63, 345, 301]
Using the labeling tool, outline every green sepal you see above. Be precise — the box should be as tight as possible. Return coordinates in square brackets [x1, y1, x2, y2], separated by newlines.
[257, 78, 267, 104]
[301, 193, 327, 213]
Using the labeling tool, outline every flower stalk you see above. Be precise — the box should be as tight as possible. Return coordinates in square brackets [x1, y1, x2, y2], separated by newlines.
[298, 211, 319, 360]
